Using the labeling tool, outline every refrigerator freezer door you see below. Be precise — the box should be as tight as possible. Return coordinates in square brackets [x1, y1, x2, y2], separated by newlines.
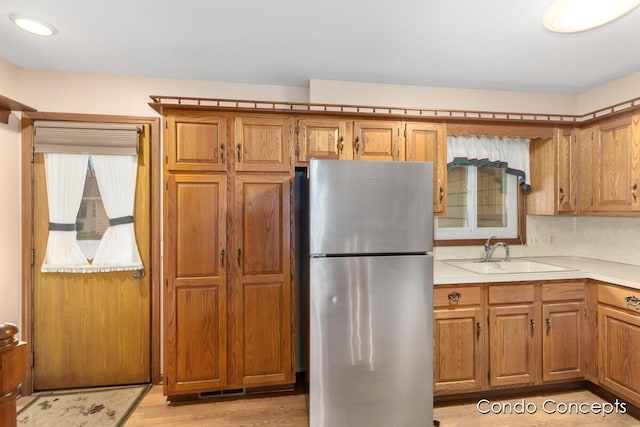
[309, 159, 433, 255]
[310, 255, 433, 427]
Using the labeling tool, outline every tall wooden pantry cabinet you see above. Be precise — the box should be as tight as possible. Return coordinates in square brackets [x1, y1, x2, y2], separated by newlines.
[163, 110, 295, 398]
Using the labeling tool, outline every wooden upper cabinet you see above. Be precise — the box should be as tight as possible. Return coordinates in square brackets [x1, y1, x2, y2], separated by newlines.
[405, 122, 447, 215]
[296, 118, 349, 163]
[234, 116, 293, 172]
[595, 116, 637, 212]
[166, 112, 228, 172]
[527, 129, 576, 215]
[164, 174, 228, 395]
[352, 120, 402, 161]
[230, 174, 293, 387]
[576, 126, 598, 212]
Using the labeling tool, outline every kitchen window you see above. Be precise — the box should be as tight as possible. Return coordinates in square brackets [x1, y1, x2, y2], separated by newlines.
[435, 135, 530, 243]
[436, 165, 518, 240]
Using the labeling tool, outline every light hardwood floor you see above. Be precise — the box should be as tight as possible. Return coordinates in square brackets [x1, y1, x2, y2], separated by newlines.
[18, 386, 640, 426]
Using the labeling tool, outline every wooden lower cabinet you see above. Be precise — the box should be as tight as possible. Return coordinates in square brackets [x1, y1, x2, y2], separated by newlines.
[230, 174, 294, 387]
[164, 172, 294, 397]
[164, 174, 228, 395]
[598, 283, 640, 406]
[433, 286, 484, 395]
[542, 302, 584, 381]
[489, 304, 539, 387]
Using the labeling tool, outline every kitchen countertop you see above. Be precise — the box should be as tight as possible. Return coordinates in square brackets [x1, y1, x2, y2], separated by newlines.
[434, 256, 640, 290]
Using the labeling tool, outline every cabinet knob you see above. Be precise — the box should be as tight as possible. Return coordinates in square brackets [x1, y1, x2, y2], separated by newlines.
[625, 296, 640, 308]
[448, 292, 461, 304]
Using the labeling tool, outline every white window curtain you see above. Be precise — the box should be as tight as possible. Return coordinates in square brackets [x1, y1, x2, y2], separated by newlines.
[447, 135, 531, 193]
[41, 153, 91, 272]
[89, 155, 143, 272]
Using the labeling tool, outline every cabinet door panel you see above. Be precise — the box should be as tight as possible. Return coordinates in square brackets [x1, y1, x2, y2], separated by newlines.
[557, 130, 576, 212]
[165, 174, 227, 394]
[167, 113, 227, 172]
[296, 118, 347, 163]
[434, 307, 484, 394]
[489, 305, 539, 387]
[542, 302, 583, 382]
[577, 126, 597, 212]
[234, 116, 293, 172]
[597, 123, 633, 211]
[353, 121, 402, 161]
[405, 122, 447, 214]
[598, 306, 640, 405]
[231, 174, 293, 386]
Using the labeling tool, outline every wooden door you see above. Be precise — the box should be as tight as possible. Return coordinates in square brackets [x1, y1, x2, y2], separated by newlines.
[596, 120, 633, 212]
[32, 127, 151, 390]
[230, 174, 293, 387]
[166, 112, 228, 172]
[576, 126, 597, 212]
[542, 302, 583, 382]
[598, 305, 640, 405]
[352, 120, 402, 161]
[234, 116, 293, 172]
[164, 174, 228, 395]
[405, 122, 447, 215]
[557, 129, 576, 213]
[489, 304, 539, 387]
[434, 307, 484, 394]
[296, 118, 348, 163]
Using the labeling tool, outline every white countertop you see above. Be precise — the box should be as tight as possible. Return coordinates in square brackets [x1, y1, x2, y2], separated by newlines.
[434, 256, 640, 290]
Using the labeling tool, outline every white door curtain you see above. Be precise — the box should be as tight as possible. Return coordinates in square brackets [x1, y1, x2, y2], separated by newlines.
[446, 135, 531, 193]
[90, 154, 143, 272]
[41, 153, 92, 272]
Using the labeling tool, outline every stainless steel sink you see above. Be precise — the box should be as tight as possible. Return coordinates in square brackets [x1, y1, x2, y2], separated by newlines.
[445, 259, 574, 274]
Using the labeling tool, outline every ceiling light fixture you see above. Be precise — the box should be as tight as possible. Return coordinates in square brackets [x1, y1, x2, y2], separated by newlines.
[9, 14, 56, 36]
[543, 0, 640, 33]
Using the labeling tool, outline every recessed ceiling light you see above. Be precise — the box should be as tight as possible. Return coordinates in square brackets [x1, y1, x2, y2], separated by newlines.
[543, 0, 640, 33]
[9, 14, 56, 36]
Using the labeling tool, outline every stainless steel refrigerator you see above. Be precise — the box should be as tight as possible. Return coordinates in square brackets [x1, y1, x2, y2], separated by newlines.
[308, 159, 434, 427]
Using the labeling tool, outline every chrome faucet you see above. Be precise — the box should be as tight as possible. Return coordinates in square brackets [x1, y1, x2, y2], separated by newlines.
[482, 236, 510, 262]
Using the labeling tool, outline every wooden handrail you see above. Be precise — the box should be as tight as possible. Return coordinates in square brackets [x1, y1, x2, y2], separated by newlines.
[0, 323, 28, 427]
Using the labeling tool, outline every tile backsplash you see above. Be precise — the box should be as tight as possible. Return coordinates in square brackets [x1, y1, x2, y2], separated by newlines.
[434, 215, 640, 267]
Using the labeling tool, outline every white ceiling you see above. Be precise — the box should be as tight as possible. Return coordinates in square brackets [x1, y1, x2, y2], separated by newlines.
[1, 0, 640, 94]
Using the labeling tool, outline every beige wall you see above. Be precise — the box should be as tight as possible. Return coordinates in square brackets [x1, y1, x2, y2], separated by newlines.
[0, 61, 23, 336]
[4, 61, 640, 333]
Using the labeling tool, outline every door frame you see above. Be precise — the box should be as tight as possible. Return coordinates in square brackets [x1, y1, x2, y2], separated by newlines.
[20, 112, 162, 394]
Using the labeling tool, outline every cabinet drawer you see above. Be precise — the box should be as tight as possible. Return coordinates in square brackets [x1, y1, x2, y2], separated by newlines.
[434, 286, 481, 307]
[541, 281, 585, 302]
[489, 284, 534, 304]
[598, 284, 640, 314]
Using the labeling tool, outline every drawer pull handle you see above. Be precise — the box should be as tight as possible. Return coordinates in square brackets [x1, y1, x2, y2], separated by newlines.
[448, 292, 461, 304]
[476, 322, 481, 338]
[625, 296, 640, 307]
[530, 318, 535, 334]
[546, 317, 551, 335]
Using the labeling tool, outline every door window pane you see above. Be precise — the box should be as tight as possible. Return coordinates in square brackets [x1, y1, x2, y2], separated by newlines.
[76, 157, 108, 260]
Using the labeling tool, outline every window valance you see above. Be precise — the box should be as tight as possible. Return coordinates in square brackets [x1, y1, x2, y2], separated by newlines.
[447, 135, 531, 193]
